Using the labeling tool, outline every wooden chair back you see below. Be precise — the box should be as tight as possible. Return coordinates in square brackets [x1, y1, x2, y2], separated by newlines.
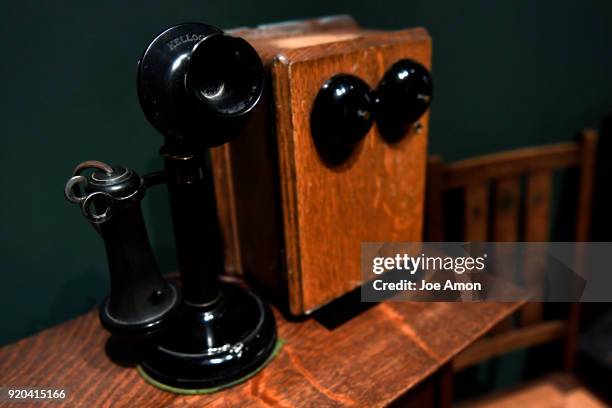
[425, 130, 598, 372]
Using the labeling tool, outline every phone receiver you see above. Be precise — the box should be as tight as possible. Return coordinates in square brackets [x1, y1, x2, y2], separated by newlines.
[64, 161, 179, 337]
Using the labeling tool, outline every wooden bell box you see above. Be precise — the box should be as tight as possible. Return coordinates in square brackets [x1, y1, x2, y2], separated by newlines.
[211, 15, 432, 315]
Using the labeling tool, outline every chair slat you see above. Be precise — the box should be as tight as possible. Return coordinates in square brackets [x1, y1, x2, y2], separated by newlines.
[524, 171, 552, 241]
[576, 130, 598, 241]
[494, 177, 520, 241]
[464, 183, 489, 241]
[521, 170, 552, 325]
[490, 177, 521, 333]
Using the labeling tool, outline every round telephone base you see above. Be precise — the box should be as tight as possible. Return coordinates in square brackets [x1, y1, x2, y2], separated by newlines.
[139, 282, 277, 390]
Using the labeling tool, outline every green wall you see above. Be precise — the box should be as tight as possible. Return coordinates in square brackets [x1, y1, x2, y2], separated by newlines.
[1, 1, 611, 346]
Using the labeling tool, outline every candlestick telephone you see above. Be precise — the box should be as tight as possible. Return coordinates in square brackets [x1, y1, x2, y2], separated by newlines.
[64, 19, 432, 390]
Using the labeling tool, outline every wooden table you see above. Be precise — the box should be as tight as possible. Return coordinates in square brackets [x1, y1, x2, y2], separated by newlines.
[0, 301, 520, 407]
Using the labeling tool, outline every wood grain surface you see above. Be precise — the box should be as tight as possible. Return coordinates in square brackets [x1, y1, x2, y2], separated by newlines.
[211, 17, 432, 315]
[211, 15, 360, 281]
[211, 16, 362, 295]
[272, 28, 431, 315]
[0, 301, 519, 407]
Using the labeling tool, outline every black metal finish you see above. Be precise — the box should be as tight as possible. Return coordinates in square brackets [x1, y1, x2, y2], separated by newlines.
[135, 22, 277, 390]
[375, 59, 433, 133]
[161, 148, 223, 306]
[141, 282, 277, 389]
[64, 163, 179, 337]
[67, 22, 276, 391]
[310, 61, 433, 160]
[98, 203, 179, 337]
[311, 74, 374, 149]
[137, 23, 263, 148]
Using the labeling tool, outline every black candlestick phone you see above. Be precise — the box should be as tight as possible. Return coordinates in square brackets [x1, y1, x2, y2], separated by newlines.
[64, 23, 277, 390]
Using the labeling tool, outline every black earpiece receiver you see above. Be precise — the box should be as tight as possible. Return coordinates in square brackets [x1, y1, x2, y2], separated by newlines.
[375, 59, 433, 139]
[310, 74, 375, 165]
[66, 23, 277, 391]
[311, 74, 375, 149]
[64, 161, 180, 337]
[137, 23, 264, 148]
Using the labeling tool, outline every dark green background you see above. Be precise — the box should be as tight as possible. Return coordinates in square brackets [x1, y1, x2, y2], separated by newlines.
[1, 1, 611, 346]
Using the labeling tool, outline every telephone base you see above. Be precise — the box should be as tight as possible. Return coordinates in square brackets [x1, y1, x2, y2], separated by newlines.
[139, 282, 277, 390]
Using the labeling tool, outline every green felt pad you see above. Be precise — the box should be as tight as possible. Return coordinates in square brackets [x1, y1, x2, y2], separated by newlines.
[137, 339, 284, 395]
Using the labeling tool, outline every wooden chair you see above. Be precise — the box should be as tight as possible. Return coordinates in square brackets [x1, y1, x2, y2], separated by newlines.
[456, 372, 607, 408]
[425, 130, 601, 406]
